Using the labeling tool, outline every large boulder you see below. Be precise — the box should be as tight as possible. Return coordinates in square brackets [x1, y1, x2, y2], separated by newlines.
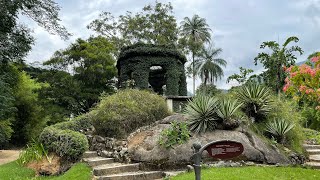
[127, 114, 290, 167]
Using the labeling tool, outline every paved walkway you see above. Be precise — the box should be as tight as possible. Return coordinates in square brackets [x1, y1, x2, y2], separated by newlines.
[0, 150, 21, 165]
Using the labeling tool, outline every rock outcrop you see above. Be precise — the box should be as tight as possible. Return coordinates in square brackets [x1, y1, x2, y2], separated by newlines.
[127, 114, 291, 167]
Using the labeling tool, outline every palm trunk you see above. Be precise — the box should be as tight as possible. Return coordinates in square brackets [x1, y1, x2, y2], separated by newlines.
[192, 52, 195, 95]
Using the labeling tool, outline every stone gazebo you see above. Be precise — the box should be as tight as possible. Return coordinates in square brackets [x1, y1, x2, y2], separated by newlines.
[117, 43, 187, 96]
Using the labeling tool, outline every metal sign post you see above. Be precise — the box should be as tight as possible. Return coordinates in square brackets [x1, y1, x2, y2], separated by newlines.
[191, 140, 244, 180]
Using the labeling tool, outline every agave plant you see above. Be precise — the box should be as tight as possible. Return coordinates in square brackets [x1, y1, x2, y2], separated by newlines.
[184, 95, 218, 133]
[265, 119, 295, 144]
[236, 83, 273, 122]
[216, 98, 242, 121]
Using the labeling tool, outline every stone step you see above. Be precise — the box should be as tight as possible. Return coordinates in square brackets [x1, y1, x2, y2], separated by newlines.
[83, 157, 115, 167]
[303, 144, 320, 150]
[96, 171, 164, 180]
[309, 155, 320, 162]
[83, 151, 97, 158]
[94, 163, 140, 176]
[305, 162, 320, 169]
[306, 149, 320, 155]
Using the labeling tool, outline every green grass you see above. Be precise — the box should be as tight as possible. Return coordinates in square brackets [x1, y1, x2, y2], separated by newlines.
[0, 161, 92, 180]
[171, 166, 320, 180]
[0, 161, 35, 179]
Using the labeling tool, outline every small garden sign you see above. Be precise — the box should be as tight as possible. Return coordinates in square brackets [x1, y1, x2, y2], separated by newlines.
[192, 140, 244, 180]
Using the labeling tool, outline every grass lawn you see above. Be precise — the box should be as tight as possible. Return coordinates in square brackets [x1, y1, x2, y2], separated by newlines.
[0, 161, 92, 180]
[171, 166, 320, 180]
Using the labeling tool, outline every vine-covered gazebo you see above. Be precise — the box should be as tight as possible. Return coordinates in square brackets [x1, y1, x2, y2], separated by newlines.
[117, 43, 187, 96]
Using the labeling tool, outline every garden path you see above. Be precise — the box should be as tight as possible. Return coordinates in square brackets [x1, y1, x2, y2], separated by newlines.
[0, 150, 20, 165]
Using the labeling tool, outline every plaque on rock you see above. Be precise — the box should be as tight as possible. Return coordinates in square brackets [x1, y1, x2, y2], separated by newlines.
[205, 140, 244, 159]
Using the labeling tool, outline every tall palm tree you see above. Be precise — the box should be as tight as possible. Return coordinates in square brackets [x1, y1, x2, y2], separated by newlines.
[194, 46, 227, 85]
[180, 15, 211, 94]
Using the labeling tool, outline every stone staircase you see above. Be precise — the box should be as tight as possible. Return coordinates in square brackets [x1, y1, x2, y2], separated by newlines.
[304, 144, 320, 169]
[83, 151, 165, 180]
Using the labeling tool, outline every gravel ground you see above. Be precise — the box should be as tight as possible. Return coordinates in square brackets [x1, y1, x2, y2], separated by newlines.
[0, 150, 21, 165]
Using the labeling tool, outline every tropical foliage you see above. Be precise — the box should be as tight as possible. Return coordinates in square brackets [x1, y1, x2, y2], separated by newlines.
[254, 36, 303, 93]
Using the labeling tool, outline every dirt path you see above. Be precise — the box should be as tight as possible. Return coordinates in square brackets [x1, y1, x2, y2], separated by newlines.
[0, 150, 21, 165]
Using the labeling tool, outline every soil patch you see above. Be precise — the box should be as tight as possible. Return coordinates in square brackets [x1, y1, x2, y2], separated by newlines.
[27, 154, 61, 176]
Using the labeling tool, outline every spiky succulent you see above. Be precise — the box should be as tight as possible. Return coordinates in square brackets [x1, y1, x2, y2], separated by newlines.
[184, 95, 218, 133]
[236, 83, 273, 122]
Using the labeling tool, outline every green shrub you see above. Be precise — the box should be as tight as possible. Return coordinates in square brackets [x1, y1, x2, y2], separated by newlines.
[185, 95, 219, 133]
[39, 126, 88, 161]
[265, 119, 295, 144]
[17, 140, 50, 165]
[90, 89, 169, 138]
[159, 121, 190, 149]
[236, 83, 273, 122]
[51, 115, 92, 132]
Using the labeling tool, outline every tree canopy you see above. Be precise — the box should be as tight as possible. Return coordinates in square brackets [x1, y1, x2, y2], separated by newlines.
[43, 36, 117, 113]
[0, 0, 70, 63]
[88, 2, 178, 52]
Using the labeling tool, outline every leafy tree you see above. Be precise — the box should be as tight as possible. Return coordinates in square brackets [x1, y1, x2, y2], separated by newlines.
[227, 67, 254, 85]
[0, 0, 70, 63]
[43, 36, 117, 112]
[194, 46, 226, 85]
[180, 14, 212, 94]
[88, 2, 178, 53]
[254, 36, 303, 93]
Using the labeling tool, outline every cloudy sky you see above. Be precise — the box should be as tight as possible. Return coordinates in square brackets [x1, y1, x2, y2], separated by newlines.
[22, 0, 320, 91]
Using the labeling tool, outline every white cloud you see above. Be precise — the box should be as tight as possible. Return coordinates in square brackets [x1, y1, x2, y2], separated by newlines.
[22, 0, 320, 91]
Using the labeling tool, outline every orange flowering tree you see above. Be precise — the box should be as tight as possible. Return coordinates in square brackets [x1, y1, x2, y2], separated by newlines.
[283, 53, 320, 110]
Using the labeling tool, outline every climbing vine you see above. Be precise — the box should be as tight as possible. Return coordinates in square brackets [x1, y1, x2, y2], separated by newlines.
[117, 43, 187, 96]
